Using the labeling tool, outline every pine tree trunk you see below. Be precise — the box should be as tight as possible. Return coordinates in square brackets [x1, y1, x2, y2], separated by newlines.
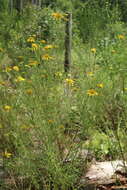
[38, 0, 41, 7]
[20, 0, 23, 11]
[64, 13, 72, 73]
[10, 0, 13, 12]
[31, 0, 34, 4]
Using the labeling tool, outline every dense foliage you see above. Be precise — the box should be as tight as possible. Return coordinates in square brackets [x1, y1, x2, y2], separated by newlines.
[0, 0, 127, 189]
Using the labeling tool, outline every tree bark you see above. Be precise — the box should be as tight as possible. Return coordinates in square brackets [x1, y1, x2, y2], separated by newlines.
[64, 13, 72, 73]
[20, 0, 23, 11]
[10, 0, 13, 13]
[38, 0, 41, 7]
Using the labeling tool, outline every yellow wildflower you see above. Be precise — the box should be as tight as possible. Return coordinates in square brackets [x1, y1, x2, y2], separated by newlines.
[42, 54, 54, 61]
[55, 72, 62, 77]
[86, 72, 94, 77]
[32, 43, 39, 51]
[0, 81, 6, 86]
[15, 76, 25, 82]
[40, 40, 46, 44]
[5, 67, 12, 72]
[25, 65, 30, 68]
[111, 50, 116, 53]
[4, 105, 12, 112]
[52, 12, 63, 19]
[28, 60, 39, 66]
[3, 150, 12, 158]
[59, 125, 65, 130]
[13, 66, 19, 71]
[17, 56, 23, 60]
[97, 83, 104, 88]
[27, 36, 35, 43]
[91, 48, 96, 53]
[26, 89, 33, 95]
[72, 87, 79, 91]
[48, 120, 54, 124]
[0, 48, 4, 52]
[118, 34, 125, 39]
[65, 78, 74, 86]
[32, 34, 36, 37]
[44, 45, 54, 50]
[87, 89, 98, 96]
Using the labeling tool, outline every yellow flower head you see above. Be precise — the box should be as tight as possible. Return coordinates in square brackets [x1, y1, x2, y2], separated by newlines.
[91, 48, 96, 53]
[32, 34, 36, 37]
[111, 50, 116, 53]
[48, 120, 54, 124]
[3, 150, 12, 158]
[86, 72, 94, 77]
[32, 43, 39, 51]
[13, 66, 19, 71]
[0, 81, 6, 86]
[26, 89, 33, 95]
[44, 45, 54, 50]
[52, 12, 63, 19]
[65, 78, 74, 86]
[118, 34, 125, 40]
[5, 67, 12, 72]
[15, 76, 25, 82]
[55, 72, 63, 78]
[4, 105, 12, 112]
[40, 40, 46, 44]
[59, 125, 65, 130]
[97, 83, 104, 88]
[27, 36, 35, 43]
[0, 48, 4, 52]
[17, 56, 23, 60]
[87, 89, 98, 96]
[42, 54, 54, 61]
[28, 60, 39, 66]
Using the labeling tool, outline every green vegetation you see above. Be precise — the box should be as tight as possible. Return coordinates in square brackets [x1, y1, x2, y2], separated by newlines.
[1, 0, 127, 189]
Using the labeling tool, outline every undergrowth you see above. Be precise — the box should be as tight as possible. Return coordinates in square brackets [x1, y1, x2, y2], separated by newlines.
[0, 1, 127, 189]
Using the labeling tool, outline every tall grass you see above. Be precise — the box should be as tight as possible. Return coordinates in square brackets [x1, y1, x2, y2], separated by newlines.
[0, 1, 127, 189]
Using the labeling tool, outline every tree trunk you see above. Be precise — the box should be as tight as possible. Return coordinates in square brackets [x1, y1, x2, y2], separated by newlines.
[20, 0, 23, 11]
[64, 13, 72, 73]
[31, 0, 37, 5]
[10, 0, 13, 13]
[38, 0, 41, 7]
